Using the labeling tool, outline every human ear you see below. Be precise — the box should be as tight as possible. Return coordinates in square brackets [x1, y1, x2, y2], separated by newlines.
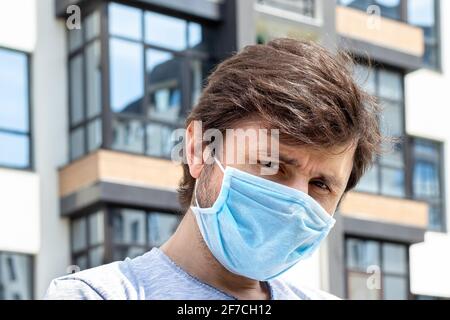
[185, 121, 205, 179]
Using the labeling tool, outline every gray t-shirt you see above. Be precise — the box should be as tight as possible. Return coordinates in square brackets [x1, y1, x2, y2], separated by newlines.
[44, 248, 339, 300]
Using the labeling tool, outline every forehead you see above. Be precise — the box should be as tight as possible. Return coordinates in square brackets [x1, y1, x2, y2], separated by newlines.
[224, 120, 356, 179]
[225, 120, 356, 156]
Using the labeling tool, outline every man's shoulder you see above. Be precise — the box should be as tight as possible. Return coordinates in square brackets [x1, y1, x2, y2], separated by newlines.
[44, 249, 163, 300]
[271, 278, 341, 300]
[44, 259, 135, 300]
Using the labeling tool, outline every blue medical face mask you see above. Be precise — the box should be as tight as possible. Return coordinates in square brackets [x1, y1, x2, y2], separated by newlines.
[191, 157, 336, 281]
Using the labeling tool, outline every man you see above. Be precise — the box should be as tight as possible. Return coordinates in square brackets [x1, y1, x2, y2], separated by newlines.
[45, 38, 381, 300]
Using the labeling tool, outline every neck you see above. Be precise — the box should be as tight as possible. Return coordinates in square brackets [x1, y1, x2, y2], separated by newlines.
[160, 210, 271, 300]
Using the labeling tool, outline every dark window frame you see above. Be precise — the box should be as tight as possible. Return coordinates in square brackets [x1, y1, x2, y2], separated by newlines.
[67, 3, 104, 162]
[0, 251, 34, 300]
[69, 203, 181, 269]
[354, 62, 407, 199]
[407, 135, 446, 232]
[0, 46, 33, 171]
[106, 1, 217, 159]
[70, 203, 106, 270]
[66, 0, 219, 162]
[406, 0, 441, 71]
[344, 235, 412, 300]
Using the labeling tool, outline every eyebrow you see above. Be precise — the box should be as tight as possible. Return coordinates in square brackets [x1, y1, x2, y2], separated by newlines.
[259, 150, 345, 191]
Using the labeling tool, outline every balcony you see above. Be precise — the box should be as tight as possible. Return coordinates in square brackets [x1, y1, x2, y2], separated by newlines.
[336, 5, 425, 70]
[340, 191, 428, 229]
[58, 149, 183, 216]
[255, 0, 323, 44]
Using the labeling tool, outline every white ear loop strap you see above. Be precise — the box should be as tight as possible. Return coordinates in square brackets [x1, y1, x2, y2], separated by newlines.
[193, 156, 225, 208]
[213, 156, 226, 173]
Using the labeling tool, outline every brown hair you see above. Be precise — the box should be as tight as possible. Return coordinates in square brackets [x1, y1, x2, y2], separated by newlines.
[178, 38, 382, 210]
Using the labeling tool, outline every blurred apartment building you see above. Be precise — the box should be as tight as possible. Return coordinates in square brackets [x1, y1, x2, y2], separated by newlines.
[0, 0, 449, 299]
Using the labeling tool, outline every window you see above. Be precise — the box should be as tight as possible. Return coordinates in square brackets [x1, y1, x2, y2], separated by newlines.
[338, 0, 402, 20]
[110, 207, 181, 261]
[67, 2, 217, 162]
[353, 64, 406, 197]
[345, 237, 410, 300]
[411, 138, 445, 231]
[68, 10, 103, 161]
[408, 0, 440, 69]
[256, 0, 317, 18]
[71, 210, 105, 269]
[0, 252, 33, 300]
[108, 2, 215, 158]
[70, 206, 181, 268]
[0, 48, 31, 169]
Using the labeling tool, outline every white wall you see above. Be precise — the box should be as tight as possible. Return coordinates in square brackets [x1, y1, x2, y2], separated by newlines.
[410, 232, 450, 298]
[0, 169, 40, 254]
[405, 0, 450, 298]
[0, 0, 70, 299]
[0, 0, 37, 52]
[32, 0, 70, 298]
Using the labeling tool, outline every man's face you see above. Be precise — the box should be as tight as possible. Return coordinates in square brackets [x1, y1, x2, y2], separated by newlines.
[193, 121, 356, 215]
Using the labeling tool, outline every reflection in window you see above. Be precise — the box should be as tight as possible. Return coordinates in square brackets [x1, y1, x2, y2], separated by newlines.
[112, 118, 144, 153]
[112, 208, 146, 245]
[89, 211, 104, 246]
[146, 123, 174, 157]
[0, 48, 31, 169]
[110, 39, 144, 114]
[346, 238, 380, 270]
[109, 3, 143, 40]
[111, 207, 181, 261]
[353, 65, 405, 197]
[412, 138, 444, 231]
[68, 27, 83, 52]
[0, 132, 30, 168]
[88, 246, 104, 267]
[348, 271, 381, 299]
[146, 49, 182, 123]
[145, 12, 187, 50]
[70, 210, 106, 270]
[381, 167, 405, 197]
[105, 4, 215, 159]
[408, 0, 439, 68]
[70, 126, 85, 160]
[383, 275, 408, 300]
[148, 212, 181, 247]
[68, 11, 103, 161]
[382, 243, 407, 274]
[70, 208, 180, 266]
[85, 11, 100, 41]
[0, 253, 33, 300]
[72, 217, 87, 253]
[87, 119, 102, 152]
[70, 54, 84, 126]
[378, 69, 402, 101]
[355, 165, 379, 193]
[86, 41, 102, 118]
[346, 237, 409, 300]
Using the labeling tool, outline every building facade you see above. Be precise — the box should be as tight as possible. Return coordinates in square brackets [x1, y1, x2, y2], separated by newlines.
[0, 0, 448, 299]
